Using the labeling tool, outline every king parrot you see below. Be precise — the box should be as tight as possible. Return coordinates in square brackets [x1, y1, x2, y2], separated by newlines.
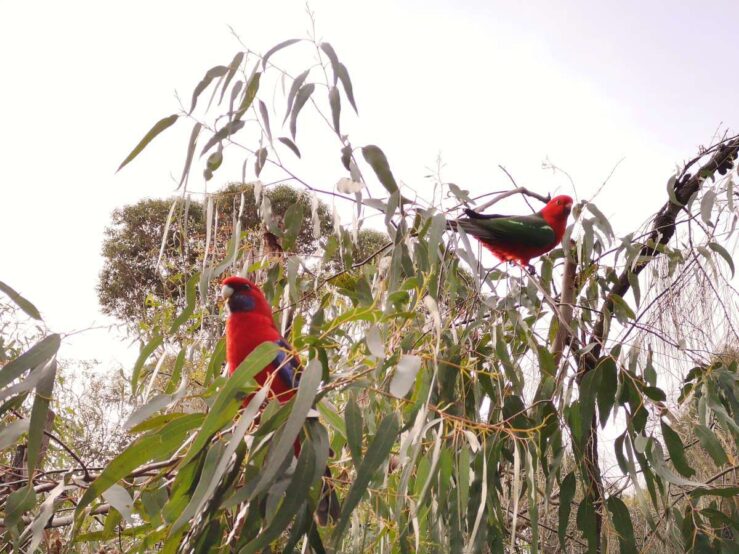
[221, 275, 339, 524]
[448, 194, 573, 273]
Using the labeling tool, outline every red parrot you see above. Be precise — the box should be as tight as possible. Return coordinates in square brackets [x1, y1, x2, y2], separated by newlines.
[220, 275, 339, 524]
[448, 194, 573, 273]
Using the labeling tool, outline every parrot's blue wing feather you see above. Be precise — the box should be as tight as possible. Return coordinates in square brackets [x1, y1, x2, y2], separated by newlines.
[273, 338, 301, 389]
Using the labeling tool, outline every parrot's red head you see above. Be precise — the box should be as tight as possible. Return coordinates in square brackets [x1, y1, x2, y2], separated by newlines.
[540, 195, 573, 223]
[221, 276, 273, 319]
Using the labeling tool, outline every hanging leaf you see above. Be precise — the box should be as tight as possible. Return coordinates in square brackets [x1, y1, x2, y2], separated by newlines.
[189, 65, 228, 114]
[707, 242, 735, 277]
[597, 358, 617, 427]
[235, 71, 261, 119]
[219, 51, 245, 104]
[660, 421, 695, 477]
[254, 147, 268, 177]
[362, 145, 399, 194]
[607, 496, 637, 554]
[26, 359, 56, 475]
[700, 189, 716, 226]
[336, 62, 358, 113]
[131, 334, 163, 392]
[177, 122, 202, 189]
[319, 42, 340, 85]
[558, 472, 576, 550]
[258, 100, 272, 142]
[117, 114, 178, 172]
[389, 354, 422, 397]
[283, 69, 310, 124]
[277, 136, 301, 158]
[345, 396, 363, 466]
[289, 83, 315, 139]
[328, 86, 341, 134]
[693, 425, 728, 466]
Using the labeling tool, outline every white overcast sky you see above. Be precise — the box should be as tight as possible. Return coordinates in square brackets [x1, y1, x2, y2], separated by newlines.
[1, 0, 738, 369]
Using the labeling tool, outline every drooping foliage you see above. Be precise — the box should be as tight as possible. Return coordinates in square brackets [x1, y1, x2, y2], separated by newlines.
[1, 36, 739, 554]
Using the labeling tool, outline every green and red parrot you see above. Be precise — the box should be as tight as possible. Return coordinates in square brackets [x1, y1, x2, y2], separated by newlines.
[448, 194, 573, 273]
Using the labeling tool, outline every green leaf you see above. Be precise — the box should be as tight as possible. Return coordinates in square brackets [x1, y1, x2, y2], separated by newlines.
[262, 38, 303, 69]
[690, 485, 739, 498]
[643, 386, 666, 402]
[283, 69, 310, 124]
[577, 499, 598, 553]
[26, 359, 56, 474]
[579, 367, 602, 431]
[707, 242, 735, 277]
[611, 294, 636, 321]
[0, 281, 41, 320]
[254, 146, 268, 177]
[336, 62, 358, 113]
[240, 433, 321, 554]
[660, 420, 695, 477]
[177, 122, 202, 189]
[607, 496, 637, 554]
[76, 413, 204, 516]
[558, 471, 576, 550]
[289, 83, 315, 139]
[170, 440, 227, 534]
[170, 273, 199, 333]
[124, 373, 188, 430]
[389, 354, 422, 397]
[0, 417, 29, 450]
[694, 425, 728, 466]
[235, 71, 261, 119]
[362, 145, 399, 194]
[117, 114, 178, 172]
[258, 100, 272, 142]
[189, 65, 228, 113]
[319, 42, 340, 85]
[345, 396, 363, 466]
[200, 120, 245, 156]
[328, 86, 341, 134]
[131, 334, 163, 393]
[666, 175, 682, 206]
[277, 136, 301, 158]
[250, 358, 322, 499]
[585, 203, 614, 238]
[700, 189, 716, 226]
[333, 413, 399, 544]
[5, 485, 36, 532]
[597, 358, 617, 427]
[182, 342, 277, 467]
[0, 334, 60, 389]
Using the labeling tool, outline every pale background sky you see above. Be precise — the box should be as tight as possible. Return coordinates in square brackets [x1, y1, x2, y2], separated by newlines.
[1, 0, 738, 372]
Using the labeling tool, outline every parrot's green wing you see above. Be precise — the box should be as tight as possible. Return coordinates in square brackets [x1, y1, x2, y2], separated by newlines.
[454, 210, 555, 250]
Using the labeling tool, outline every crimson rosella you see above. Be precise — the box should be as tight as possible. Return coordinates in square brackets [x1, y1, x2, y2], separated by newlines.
[221, 275, 339, 524]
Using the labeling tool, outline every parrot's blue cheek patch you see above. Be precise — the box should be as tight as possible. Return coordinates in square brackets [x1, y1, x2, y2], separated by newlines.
[230, 295, 256, 313]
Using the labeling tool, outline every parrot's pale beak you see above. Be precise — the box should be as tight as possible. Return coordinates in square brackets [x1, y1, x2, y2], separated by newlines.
[221, 285, 235, 299]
